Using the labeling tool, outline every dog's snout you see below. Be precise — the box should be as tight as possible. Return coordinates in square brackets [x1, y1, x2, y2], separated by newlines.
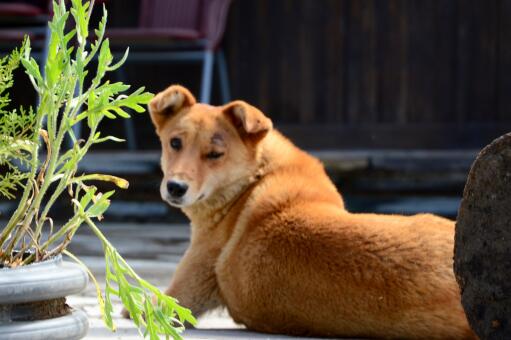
[167, 181, 188, 198]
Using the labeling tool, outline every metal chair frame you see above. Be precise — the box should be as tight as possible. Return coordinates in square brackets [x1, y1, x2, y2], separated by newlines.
[114, 48, 231, 149]
[104, 0, 233, 149]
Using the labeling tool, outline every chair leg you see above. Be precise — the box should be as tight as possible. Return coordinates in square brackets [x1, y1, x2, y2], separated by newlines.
[116, 68, 137, 150]
[123, 112, 137, 150]
[40, 25, 51, 137]
[216, 50, 231, 103]
[68, 84, 81, 149]
[200, 50, 214, 104]
[72, 105, 81, 140]
[40, 25, 50, 86]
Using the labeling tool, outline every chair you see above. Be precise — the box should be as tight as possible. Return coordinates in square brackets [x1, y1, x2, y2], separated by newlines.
[0, 1, 102, 149]
[103, 0, 233, 150]
[106, 0, 233, 105]
[0, 2, 50, 60]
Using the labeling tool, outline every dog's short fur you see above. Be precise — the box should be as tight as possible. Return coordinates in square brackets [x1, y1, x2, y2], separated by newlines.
[147, 85, 475, 339]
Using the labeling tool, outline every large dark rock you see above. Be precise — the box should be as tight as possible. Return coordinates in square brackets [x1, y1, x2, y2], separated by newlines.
[454, 133, 511, 340]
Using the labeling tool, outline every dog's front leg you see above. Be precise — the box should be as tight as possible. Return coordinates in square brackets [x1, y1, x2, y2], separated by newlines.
[162, 244, 222, 319]
[121, 244, 221, 322]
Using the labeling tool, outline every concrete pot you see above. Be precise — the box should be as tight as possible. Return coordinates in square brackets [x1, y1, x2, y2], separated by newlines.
[0, 254, 89, 340]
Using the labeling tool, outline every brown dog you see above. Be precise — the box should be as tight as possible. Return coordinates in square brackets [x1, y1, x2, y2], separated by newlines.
[147, 84, 475, 339]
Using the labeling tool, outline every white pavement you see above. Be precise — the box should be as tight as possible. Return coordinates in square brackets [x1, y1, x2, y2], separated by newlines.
[67, 223, 336, 340]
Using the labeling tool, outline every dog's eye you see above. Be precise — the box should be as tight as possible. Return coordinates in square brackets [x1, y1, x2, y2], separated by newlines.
[170, 138, 182, 150]
[206, 151, 224, 160]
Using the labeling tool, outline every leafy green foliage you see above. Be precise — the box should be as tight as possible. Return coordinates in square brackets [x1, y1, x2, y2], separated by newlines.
[103, 244, 197, 339]
[0, 47, 36, 199]
[0, 0, 196, 338]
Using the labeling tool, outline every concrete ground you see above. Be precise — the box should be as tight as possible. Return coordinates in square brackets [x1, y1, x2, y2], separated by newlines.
[67, 223, 332, 340]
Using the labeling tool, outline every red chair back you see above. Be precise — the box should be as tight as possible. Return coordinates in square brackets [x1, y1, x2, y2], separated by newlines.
[140, 0, 203, 31]
[139, 0, 232, 49]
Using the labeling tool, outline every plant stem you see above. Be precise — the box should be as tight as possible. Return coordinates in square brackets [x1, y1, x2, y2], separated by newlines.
[84, 215, 111, 249]
[21, 214, 82, 265]
[29, 77, 91, 243]
[0, 93, 47, 254]
[84, 217, 154, 291]
[34, 125, 96, 240]
[4, 106, 64, 253]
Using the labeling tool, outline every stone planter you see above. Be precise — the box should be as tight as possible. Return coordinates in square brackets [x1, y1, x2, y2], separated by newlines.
[454, 132, 511, 339]
[0, 254, 89, 340]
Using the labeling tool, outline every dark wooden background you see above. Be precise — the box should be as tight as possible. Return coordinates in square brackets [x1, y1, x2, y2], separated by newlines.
[10, 0, 511, 150]
[221, 0, 511, 149]
[5, 0, 508, 218]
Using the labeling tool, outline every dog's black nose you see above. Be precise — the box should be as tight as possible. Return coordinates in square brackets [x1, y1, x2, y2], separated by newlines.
[167, 181, 188, 198]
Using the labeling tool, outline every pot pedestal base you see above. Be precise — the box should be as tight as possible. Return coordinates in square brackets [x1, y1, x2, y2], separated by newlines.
[0, 309, 88, 340]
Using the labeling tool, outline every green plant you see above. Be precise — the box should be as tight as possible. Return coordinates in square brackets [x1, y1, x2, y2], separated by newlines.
[0, 0, 196, 338]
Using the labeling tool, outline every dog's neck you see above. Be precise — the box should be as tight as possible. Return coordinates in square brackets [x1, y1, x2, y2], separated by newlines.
[182, 177, 252, 227]
[182, 155, 268, 231]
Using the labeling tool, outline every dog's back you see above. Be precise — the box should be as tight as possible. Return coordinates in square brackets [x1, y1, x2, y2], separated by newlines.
[216, 131, 475, 339]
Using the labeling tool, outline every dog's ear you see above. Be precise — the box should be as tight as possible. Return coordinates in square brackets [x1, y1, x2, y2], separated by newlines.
[223, 100, 272, 141]
[148, 85, 196, 133]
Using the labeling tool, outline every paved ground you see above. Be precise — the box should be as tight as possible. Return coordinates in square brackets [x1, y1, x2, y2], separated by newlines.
[67, 223, 329, 340]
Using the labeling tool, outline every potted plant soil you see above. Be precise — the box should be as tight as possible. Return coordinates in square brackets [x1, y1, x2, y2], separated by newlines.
[0, 1, 196, 339]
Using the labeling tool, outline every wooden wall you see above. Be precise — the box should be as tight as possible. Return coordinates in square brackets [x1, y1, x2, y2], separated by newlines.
[222, 0, 511, 149]
[10, 0, 511, 150]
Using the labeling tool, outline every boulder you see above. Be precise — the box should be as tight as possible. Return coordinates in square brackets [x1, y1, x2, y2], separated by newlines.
[454, 133, 511, 339]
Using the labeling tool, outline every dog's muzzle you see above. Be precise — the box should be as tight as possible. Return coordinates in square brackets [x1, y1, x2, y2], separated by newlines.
[167, 181, 188, 199]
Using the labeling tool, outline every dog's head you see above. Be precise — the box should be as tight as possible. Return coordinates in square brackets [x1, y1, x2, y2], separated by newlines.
[149, 85, 273, 208]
